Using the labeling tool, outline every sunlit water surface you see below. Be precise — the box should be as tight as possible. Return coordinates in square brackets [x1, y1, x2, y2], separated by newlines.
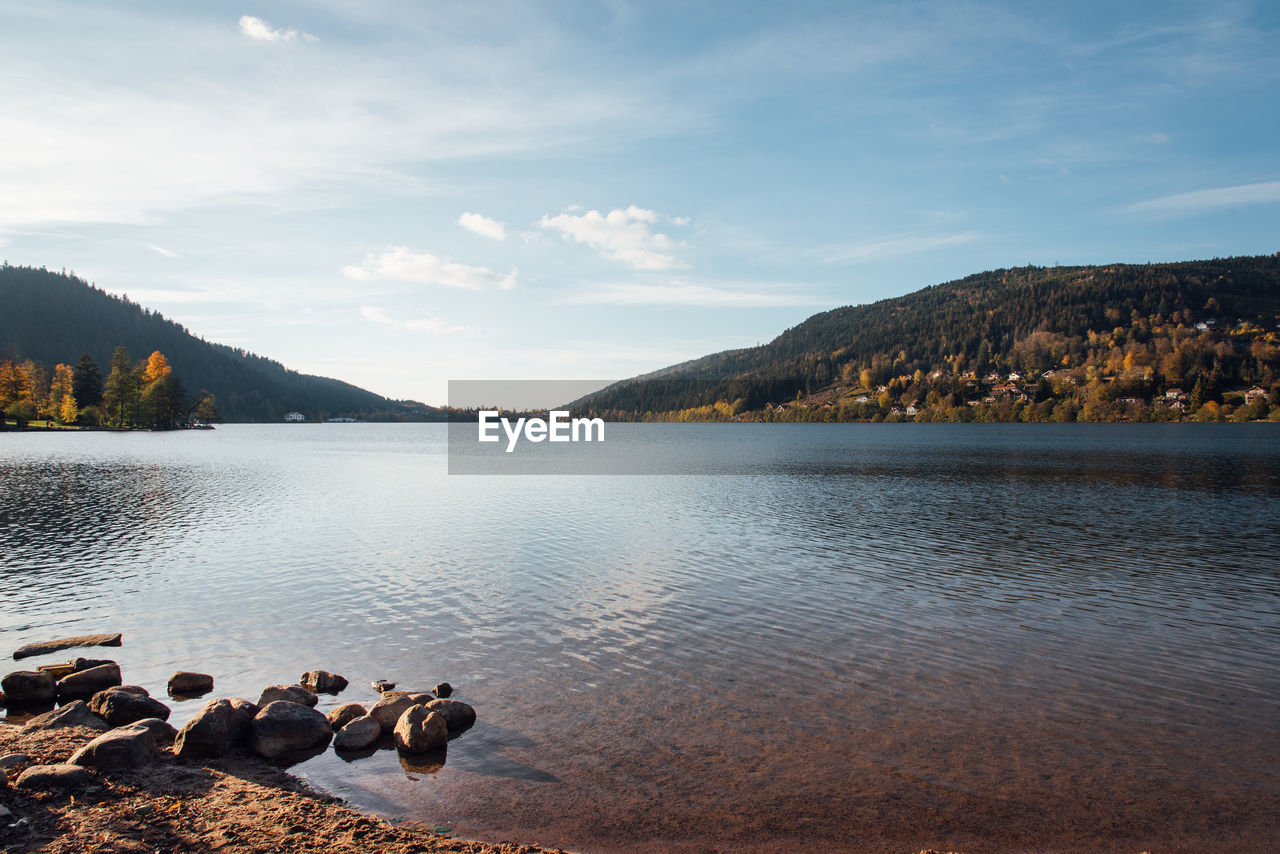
[2, 424, 1278, 853]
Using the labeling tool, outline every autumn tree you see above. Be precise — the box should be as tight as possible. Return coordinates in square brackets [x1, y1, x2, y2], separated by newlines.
[48, 363, 77, 424]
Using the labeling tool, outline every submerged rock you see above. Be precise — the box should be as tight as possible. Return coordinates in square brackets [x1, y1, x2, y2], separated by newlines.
[393, 707, 448, 753]
[13, 633, 122, 661]
[1, 670, 57, 704]
[300, 670, 348, 694]
[89, 687, 171, 726]
[258, 684, 318, 708]
[333, 714, 381, 750]
[327, 703, 367, 731]
[22, 700, 110, 732]
[432, 682, 453, 698]
[372, 680, 396, 693]
[250, 701, 332, 760]
[15, 764, 95, 792]
[57, 663, 122, 701]
[167, 671, 214, 697]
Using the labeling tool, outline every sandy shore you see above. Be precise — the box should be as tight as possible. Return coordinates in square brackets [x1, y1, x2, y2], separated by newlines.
[0, 723, 559, 854]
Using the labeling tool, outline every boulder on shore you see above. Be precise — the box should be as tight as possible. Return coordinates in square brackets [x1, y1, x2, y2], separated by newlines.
[249, 701, 332, 760]
[226, 698, 259, 744]
[168, 671, 214, 697]
[424, 698, 477, 732]
[369, 692, 420, 730]
[68, 720, 169, 771]
[13, 632, 122, 661]
[56, 663, 122, 701]
[333, 714, 381, 750]
[15, 764, 95, 792]
[175, 699, 236, 759]
[22, 700, 110, 732]
[1, 670, 57, 704]
[327, 703, 367, 732]
[90, 687, 171, 726]
[393, 706, 448, 753]
[257, 684, 318, 708]
[35, 658, 115, 680]
[300, 670, 348, 694]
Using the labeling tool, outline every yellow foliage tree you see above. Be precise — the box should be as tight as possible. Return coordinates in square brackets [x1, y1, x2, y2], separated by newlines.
[142, 351, 172, 384]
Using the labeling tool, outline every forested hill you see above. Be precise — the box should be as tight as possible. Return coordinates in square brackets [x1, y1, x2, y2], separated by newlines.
[0, 265, 439, 422]
[576, 254, 1280, 422]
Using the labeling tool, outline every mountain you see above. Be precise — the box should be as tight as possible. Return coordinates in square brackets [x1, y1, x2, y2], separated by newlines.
[0, 264, 441, 422]
[575, 254, 1280, 422]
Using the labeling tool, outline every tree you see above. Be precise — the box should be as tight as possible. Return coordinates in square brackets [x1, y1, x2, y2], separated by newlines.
[193, 390, 222, 424]
[49, 363, 76, 424]
[102, 346, 139, 427]
[142, 350, 172, 384]
[72, 353, 103, 408]
[141, 371, 186, 428]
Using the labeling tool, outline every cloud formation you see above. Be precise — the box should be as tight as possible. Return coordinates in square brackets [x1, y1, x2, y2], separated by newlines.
[458, 212, 507, 241]
[540, 206, 689, 270]
[238, 15, 315, 44]
[1126, 180, 1280, 216]
[359, 305, 463, 333]
[564, 280, 822, 308]
[343, 247, 517, 290]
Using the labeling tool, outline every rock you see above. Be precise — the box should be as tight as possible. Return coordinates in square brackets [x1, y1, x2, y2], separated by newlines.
[13, 633, 122, 660]
[333, 714, 381, 750]
[0, 768, 7, 790]
[56, 663, 122, 701]
[424, 698, 477, 732]
[0, 753, 33, 769]
[226, 698, 259, 744]
[1, 670, 57, 704]
[167, 671, 214, 697]
[249, 701, 332, 760]
[407, 692, 435, 705]
[369, 692, 420, 730]
[327, 703, 367, 731]
[432, 681, 453, 698]
[68, 721, 165, 771]
[0, 689, 5, 707]
[258, 684, 318, 708]
[0, 803, 12, 819]
[393, 707, 448, 753]
[128, 717, 179, 748]
[22, 700, 110, 732]
[300, 670, 348, 694]
[35, 657, 115, 679]
[372, 680, 396, 693]
[89, 688, 171, 726]
[15, 764, 95, 792]
[117, 685, 150, 697]
[175, 699, 235, 759]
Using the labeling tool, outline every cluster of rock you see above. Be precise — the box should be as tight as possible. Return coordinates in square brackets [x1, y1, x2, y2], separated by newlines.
[3, 658, 475, 796]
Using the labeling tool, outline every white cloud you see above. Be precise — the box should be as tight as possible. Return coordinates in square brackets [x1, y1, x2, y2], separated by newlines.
[360, 305, 463, 334]
[540, 206, 689, 270]
[458, 212, 507, 241]
[146, 242, 180, 258]
[343, 247, 517, 290]
[819, 231, 982, 264]
[238, 15, 315, 44]
[563, 280, 823, 308]
[1126, 180, 1280, 216]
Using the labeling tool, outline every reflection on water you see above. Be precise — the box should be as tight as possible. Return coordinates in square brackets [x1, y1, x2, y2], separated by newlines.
[2, 424, 1278, 853]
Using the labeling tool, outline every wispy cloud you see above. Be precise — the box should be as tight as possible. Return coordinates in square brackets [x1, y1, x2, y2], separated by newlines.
[146, 242, 180, 258]
[540, 206, 689, 270]
[359, 305, 463, 334]
[238, 15, 316, 45]
[563, 280, 823, 308]
[343, 247, 517, 290]
[458, 212, 506, 241]
[1126, 180, 1280, 216]
[819, 231, 982, 264]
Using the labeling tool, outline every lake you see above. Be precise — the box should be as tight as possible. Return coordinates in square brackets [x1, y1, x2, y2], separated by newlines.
[2, 423, 1278, 852]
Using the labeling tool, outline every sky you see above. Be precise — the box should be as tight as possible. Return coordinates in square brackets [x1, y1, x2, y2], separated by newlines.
[2, 1, 1278, 404]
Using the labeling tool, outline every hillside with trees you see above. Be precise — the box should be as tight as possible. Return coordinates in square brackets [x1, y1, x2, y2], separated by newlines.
[0, 265, 441, 423]
[575, 254, 1280, 423]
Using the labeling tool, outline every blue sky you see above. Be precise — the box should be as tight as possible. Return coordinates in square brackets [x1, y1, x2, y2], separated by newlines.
[1, 1, 1277, 404]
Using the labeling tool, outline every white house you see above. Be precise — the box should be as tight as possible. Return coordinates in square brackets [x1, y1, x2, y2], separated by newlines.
[284, 412, 306, 422]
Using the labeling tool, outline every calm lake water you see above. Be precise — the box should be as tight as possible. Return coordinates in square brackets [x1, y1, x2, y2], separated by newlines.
[2, 424, 1278, 852]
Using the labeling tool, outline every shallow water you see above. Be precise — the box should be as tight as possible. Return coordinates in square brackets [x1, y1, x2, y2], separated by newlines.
[2, 423, 1278, 852]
